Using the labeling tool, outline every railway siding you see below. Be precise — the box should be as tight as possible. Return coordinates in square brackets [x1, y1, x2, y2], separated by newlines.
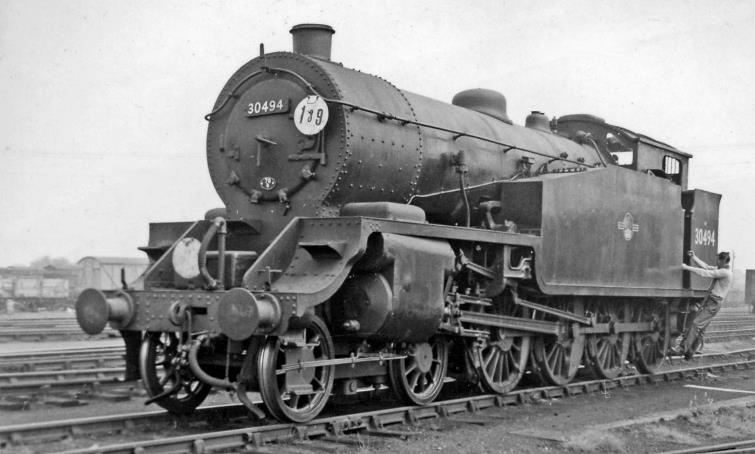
[2, 353, 753, 453]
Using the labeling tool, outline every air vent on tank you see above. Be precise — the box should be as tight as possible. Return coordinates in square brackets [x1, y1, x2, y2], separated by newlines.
[525, 111, 551, 132]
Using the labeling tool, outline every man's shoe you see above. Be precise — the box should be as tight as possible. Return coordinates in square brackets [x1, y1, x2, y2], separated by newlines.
[683, 350, 694, 361]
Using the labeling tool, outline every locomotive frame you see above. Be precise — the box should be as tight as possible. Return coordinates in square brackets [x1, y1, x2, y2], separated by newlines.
[76, 24, 720, 423]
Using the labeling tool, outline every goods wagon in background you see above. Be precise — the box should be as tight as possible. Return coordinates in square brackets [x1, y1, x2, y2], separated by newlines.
[1, 257, 148, 312]
[0, 266, 79, 311]
[77, 257, 149, 291]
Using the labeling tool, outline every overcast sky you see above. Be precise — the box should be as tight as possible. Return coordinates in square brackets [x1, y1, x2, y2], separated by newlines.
[1, 0, 754, 269]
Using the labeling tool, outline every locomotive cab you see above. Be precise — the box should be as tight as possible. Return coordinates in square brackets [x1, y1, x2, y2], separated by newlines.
[557, 114, 690, 187]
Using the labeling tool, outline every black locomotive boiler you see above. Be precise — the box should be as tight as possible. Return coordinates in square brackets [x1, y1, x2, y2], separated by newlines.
[75, 24, 721, 422]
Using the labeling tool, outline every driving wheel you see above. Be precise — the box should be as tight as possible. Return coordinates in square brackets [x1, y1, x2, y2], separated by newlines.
[531, 299, 586, 386]
[257, 315, 335, 423]
[476, 294, 531, 394]
[586, 301, 630, 379]
[632, 301, 670, 374]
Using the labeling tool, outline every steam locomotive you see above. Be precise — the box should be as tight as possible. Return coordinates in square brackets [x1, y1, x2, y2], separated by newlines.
[76, 24, 720, 422]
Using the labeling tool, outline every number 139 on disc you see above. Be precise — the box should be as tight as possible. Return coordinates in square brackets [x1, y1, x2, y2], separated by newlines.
[294, 95, 329, 135]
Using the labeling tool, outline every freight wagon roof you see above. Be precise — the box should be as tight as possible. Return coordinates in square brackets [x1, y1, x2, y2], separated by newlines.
[77, 256, 148, 266]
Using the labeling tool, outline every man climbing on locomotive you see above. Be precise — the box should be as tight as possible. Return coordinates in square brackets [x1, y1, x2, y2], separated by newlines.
[674, 251, 732, 360]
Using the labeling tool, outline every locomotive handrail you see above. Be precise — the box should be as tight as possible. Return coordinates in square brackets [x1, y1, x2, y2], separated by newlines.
[325, 97, 601, 169]
[204, 64, 603, 169]
[198, 217, 227, 290]
[203, 70, 264, 121]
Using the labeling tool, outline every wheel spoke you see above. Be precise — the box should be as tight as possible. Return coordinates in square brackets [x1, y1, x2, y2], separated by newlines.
[289, 393, 300, 409]
[546, 343, 558, 366]
[506, 350, 518, 373]
[409, 369, 421, 390]
[496, 353, 505, 380]
[548, 345, 561, 371]
[598, 341, 610, 364]
[489, 351, 501, 378]
[482, 349, 494, 368]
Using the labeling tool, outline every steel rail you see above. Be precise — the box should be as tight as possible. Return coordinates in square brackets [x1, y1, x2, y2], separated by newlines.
[0, 346, 125, 372]
[0, 354, 124, 373]
[0, 328, 118, 342]
[0, 346, 124, 359]
[659, 439, 755, 454]
[709, 332, 755, 340]
[4, 352, 754, 453]
[0, 367, 124, 393]
[0, 404, 250, 447]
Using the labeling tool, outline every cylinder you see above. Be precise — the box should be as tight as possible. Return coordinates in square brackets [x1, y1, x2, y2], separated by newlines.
[75, 288, 134, 334]
[290, 24, 335, 60]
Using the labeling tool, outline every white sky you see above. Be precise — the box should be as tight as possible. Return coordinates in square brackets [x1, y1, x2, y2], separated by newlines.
[1, 0, 754, 268]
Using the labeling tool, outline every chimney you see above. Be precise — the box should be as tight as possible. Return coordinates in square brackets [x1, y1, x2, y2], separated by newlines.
[290, 24, 335, 60]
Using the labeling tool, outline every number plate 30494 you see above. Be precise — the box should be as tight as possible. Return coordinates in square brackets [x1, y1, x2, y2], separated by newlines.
[246, 98, 289, 117]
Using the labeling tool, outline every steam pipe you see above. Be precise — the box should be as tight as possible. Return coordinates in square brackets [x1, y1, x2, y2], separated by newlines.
[217, 221, 226, 290]
[188, 335, 235, 390]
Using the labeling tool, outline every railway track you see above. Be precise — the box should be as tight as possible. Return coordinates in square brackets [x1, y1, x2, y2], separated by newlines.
[661, 439, 755, 454]
[0, 346, 133, 407]
[0, 368, 125, 392]
[0, 324, 118, 342]
[2, 348, 753, 453]
[0, 346, 125, 372]
[706, 327, 755, 343]
[0, 367, 140, 411]
[0, 314, 750, 406]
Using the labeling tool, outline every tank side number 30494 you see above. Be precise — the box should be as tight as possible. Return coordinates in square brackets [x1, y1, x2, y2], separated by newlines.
[694, 228, 716, 246]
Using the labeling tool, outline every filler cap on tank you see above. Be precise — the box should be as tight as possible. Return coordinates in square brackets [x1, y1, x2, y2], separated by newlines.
[525, 111, 551, 132]
[290, 24, 335, 60]
[452, 88, 512, 124]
